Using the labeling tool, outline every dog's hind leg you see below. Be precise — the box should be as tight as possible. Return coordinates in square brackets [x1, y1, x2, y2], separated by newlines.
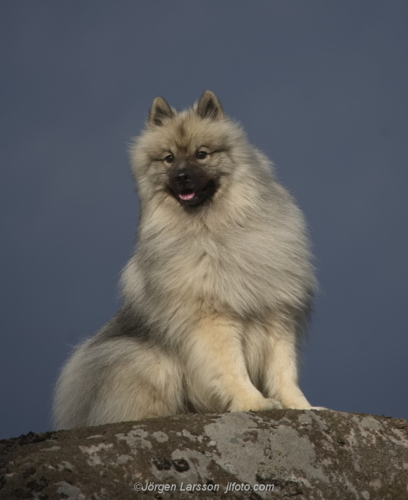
[54, 338, 185, 429]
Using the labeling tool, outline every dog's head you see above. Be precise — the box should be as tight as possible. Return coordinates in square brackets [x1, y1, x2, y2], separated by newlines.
[130, 91, 250, 208]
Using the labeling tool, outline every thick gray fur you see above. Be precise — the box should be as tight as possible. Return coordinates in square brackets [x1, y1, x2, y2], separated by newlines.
[53, 91, 319, 429]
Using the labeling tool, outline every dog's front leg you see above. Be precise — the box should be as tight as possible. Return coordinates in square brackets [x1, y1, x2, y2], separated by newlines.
[262, 319, 317, 409]
[184, 315, 282, 412]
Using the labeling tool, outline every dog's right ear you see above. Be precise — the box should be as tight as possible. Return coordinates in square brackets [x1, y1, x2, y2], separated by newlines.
[149, 96, 174, 127]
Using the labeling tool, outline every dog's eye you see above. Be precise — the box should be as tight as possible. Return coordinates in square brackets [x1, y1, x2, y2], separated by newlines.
[196, 151, 208, 160]
[164, 154, 174, 164]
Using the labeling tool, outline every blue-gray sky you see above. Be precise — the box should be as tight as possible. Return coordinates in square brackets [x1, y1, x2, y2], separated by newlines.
[1, 1, 407, 439]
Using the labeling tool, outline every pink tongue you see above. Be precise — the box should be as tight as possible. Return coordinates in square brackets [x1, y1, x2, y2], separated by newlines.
[179, 191, 195, 201]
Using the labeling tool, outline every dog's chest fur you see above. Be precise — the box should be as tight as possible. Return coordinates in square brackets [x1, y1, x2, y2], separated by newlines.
[137, 217, 305, 318]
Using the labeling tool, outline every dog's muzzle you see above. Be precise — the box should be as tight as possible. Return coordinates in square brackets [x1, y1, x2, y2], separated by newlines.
[168, 165, 217, 206]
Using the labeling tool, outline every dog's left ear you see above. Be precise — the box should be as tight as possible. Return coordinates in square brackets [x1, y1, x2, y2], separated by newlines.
[196, 90, 224, 120]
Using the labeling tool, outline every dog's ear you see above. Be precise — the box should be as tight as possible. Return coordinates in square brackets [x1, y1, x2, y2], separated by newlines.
[149, 96, 174, 126]
[196, 90, 224, 120]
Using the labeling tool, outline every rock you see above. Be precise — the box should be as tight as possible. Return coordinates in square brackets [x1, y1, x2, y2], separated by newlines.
[0, 410, 407, 499]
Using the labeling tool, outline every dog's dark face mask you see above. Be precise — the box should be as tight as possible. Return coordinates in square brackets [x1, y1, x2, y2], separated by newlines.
[167, 162, 217, 206]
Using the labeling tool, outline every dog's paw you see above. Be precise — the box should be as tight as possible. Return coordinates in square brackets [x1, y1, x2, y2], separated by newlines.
[261, 398, 284, 410]
[286, 405, 330, 411]
[230, 397, 283, 412]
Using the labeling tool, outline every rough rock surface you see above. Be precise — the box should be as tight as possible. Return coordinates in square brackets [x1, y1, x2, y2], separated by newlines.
[1, 410, 407, 499]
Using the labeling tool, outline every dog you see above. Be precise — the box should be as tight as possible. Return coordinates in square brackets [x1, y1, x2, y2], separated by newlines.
[53, 90, 319, 429]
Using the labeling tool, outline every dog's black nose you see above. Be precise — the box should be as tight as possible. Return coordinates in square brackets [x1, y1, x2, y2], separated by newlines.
[175, 170, 191, 185]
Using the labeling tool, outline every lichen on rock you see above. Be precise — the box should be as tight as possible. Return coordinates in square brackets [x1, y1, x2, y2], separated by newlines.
[1, 410, 407, 499]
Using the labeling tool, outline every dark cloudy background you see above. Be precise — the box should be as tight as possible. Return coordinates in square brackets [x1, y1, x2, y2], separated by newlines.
[1, 1, 407, 439]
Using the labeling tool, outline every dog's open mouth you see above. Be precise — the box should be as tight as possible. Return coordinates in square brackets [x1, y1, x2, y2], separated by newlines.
[178, 189, 196, 202]
[174, 180, 217, 206]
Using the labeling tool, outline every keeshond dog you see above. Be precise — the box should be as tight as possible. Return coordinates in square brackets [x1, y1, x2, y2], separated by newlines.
[53, 91, 319, 429]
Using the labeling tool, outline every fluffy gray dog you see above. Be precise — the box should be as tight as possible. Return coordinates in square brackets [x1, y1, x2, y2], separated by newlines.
[53, 91, 320, 429]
